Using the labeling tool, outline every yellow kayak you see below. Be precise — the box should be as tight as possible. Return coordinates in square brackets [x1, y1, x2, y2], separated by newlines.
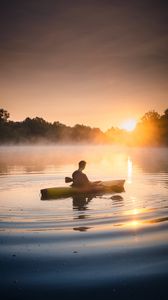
[41, 179, 125, 199]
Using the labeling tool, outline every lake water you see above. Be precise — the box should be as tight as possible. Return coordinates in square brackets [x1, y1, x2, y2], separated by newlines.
[0, 145, 168, 299]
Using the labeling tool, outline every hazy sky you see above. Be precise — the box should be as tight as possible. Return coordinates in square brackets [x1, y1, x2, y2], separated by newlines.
[0, 0, 167, 130]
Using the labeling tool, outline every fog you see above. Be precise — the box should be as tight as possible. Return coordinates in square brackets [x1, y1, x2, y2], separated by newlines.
[0, 145, 168, 178]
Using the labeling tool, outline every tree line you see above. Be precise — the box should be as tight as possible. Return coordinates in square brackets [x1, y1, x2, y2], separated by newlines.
[0, 108, 168, 146]
[131, 109, 168, 146]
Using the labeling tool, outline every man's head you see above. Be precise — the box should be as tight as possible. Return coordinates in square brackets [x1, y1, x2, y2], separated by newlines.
[78, 160, 86, 170]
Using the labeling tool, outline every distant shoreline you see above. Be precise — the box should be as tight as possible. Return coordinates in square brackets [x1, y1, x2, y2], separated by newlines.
[0, 143, 168, 148]
[1, 108, 168, 146]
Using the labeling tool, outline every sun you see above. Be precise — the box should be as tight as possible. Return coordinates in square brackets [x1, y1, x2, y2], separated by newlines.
[120, 119, 137, 132]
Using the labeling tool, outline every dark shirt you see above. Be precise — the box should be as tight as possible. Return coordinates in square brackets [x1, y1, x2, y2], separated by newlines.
[72, 170, 90, 187]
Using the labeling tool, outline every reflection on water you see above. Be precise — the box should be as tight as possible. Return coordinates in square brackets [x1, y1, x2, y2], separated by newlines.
[72, 194, 93, 211]
[0, 145, 168, 229]
[127, 156, 132, 183]
[0, 146, 168, 238]
[0, 146, 168, 299]
[111, 195, 124, 207]
[73, 226, 92, 232]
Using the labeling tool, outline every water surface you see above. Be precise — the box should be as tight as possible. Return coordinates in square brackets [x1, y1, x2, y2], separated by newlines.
[0, 145, 168, 299]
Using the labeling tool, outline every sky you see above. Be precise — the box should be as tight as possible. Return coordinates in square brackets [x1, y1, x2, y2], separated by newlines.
[0, 0, 167, 130]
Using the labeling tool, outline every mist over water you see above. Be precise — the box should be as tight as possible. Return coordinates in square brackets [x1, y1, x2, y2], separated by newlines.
[0, 145, 168, 299]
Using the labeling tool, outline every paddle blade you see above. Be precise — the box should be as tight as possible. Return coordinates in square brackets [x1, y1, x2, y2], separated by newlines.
[65, 177, 73, 183]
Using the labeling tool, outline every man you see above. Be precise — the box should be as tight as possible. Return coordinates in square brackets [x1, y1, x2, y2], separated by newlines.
[72, 160, 101, 187]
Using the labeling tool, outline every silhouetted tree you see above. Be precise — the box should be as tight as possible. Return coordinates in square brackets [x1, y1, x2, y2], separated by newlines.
[0, 108, 10, 124]
[71, 124, 92, 142]
[141, 110, 160, 123]
[161, 109, 168, 120]
[159, 109, 168, 145]
[0, 109, 11, 142]
[133, 109, 167, 146]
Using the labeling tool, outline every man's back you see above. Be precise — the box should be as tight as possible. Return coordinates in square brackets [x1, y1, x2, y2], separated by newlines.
[72, 170, 90, 187]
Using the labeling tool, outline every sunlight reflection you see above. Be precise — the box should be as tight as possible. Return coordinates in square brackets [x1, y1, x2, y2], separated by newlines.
[129, 220, 140, 227]
[125, 215, 168, 229]
[123, 207, 154, 216]
[122, 219, 142, 229]
[132, 209, 140, 215]
[127, 156, 132, 183]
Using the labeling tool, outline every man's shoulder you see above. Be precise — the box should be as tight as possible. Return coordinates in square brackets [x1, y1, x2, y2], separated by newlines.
[72, 170, 81, 177]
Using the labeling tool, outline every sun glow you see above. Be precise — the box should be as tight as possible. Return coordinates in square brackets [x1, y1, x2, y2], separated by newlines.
[120, 119, 137, 132]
